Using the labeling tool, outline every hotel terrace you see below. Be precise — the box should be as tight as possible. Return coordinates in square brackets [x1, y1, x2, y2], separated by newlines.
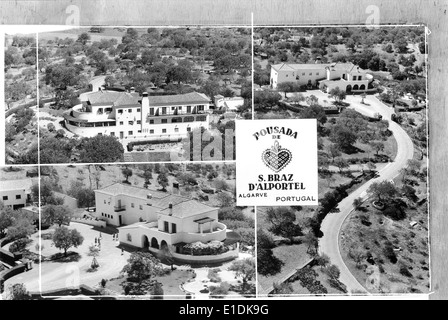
[63, 90, 213, 141]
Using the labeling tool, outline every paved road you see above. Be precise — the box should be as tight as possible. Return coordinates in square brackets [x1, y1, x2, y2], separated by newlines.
[318, 95, 414, 294]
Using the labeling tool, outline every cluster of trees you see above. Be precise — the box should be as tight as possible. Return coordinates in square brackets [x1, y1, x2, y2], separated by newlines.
[16, 131, 125, 164]
[5, 107, 35, 143]
[5, 36, 36, 67]
[0, 201, 36, 242]
[41, 27, 251, 109]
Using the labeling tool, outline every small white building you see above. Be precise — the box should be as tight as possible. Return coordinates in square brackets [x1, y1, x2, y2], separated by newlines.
[0, 179, 33, 210]
[93, 183, 238, 264]
[63, 90, 212, 140]
[270, 62, 374, 93]
[214, 95, 245, 112]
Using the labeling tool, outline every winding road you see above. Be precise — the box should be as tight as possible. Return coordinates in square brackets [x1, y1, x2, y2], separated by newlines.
[318, 94, 415, 293]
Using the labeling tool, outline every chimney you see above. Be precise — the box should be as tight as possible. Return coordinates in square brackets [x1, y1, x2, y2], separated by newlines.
[130, 87, 135, 93]
[169, 203, 173, 209]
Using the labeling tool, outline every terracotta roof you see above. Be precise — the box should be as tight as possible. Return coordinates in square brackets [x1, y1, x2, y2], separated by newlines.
[86, 91, 140, 106]
[146, 92, 211, 106]
[0, 179, 33, 192]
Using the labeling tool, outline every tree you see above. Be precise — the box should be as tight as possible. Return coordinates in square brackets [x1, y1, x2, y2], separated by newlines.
[0, 202, 14, 238]
[367, 180, 398, 204]
[79, 135, 124, 163]
[6, 215, 35, 241]
[157, 172, 169, 191]
[328, 87, 346, 104]
[122, 167, 133, 183]
[228, 258, 255, 286]
[315, 254, 331, 270]
[330, 125, 357, 153]
[370, 141, 385, 156]
[216, 192, 234, 207]
[77, 32, 91, 45]
[334, 157, 349, 173]
[324, 264, 341, 280]
[327, 144, 341, 163]
[367, 161, 377, 173]
[52, 226, 84, 256]
[265, 207, 302, 241]
[121, 252, 164, 295]
[42, 205, 73, 227]
[88, 244, 101, 270]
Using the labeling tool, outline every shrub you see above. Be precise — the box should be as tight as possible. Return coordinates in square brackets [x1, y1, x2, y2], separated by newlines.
[9, 238, 32, 253]
[399, 264, 413, 278]
[383, 243, 398, 264]
[208, 269, 222, 283]
[209, 282, 230, 298]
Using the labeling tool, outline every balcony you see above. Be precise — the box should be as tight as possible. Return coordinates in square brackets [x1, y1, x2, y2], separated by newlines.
[114, 205, 126, 212]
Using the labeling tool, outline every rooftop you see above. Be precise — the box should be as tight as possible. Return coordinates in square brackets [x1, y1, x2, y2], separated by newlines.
[146, 92, 211, 106]
[272, 62, 365, 73]
[96, 183, 216, 218]
[0, 178, 33, 192]
[85, 90, 140, 106]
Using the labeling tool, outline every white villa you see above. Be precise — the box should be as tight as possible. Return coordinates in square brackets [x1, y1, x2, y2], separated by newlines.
[0, 179, 33, 210]
[270, 62, 374, 93]
[93, 183, 239, 264]
[63, 90, 212, 140]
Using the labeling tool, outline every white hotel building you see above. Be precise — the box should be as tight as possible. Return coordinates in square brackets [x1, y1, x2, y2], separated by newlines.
[270, 62, 374, 93]
[93, 183, 239, 264]
[63, 90, 212, 140]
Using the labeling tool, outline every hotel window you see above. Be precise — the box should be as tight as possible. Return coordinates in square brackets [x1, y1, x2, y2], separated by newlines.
[137, 108, 140, 113]
[129, 131, 133, 135]
[171, 107, 176, 111]
[150, 129, 154, 134]
[196, 115, 207, 122]
[128, 121, 134, 125]
[164, 221, 169, 232]
[171, 223, 177, 234]
[128, 109, 132, 113]
[120, 121, 124, 125]
[197, 105, 205, 111]
[162, 107, 167, 115]
[16, 195, 21, 199]
[187, 106, 192, 113]
[137, 120, 141, 124]
[162, 129, 167, 133]
[118, 109, 123, 114]
[127, 233, 132, 242]
[149, 120, 154, 124]
[110, 132, 115, 136]
[187, 127, 191, 132]
[150, 108, 154, 115]
[2, 196, 8, 201]
[174, 128, 179, 133]
[138, 130, 141, 133]
[131, 203, 134, 208]
[161, 119, 168, 124]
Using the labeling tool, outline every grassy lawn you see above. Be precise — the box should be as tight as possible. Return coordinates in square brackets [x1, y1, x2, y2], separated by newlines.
[258, 244, 312, 294]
